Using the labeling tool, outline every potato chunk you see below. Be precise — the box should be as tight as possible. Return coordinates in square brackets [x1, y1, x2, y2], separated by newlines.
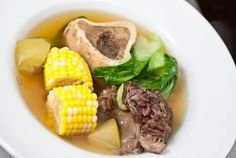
[15, 38, 50, 73]
[88, 118, 120, 151]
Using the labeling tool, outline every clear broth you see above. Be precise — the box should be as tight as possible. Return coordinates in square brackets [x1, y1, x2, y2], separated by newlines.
[17, 11, 187, 155]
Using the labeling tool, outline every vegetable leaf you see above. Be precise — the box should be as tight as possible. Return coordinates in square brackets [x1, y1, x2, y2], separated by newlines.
[133, 52, 178, 98]
[133, 33, 166, 61]
[93, 33, 178, 98]
[94, 58, 147, 85]
[93, 33, 164, 85]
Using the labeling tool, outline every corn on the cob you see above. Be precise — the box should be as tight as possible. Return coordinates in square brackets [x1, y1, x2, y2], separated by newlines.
[44, 47, 93, 91]
[47, 85, 98, 136]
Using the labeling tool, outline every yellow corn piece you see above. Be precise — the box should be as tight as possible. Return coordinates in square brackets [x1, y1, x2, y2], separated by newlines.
[47, 85, 98, 136]
[44, 47, 93, 91]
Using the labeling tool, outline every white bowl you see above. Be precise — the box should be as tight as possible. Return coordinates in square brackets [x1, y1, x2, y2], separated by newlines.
[0, 0, 236, 158]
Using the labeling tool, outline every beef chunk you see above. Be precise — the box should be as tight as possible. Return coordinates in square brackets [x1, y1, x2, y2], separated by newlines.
[113, 109, 143, 154]
[98, 85, 117, 113]
[97, 85, 143, 154]
[97, 95, 143, 154]
[97, 82, 173, 154]
[124, 82, 173, 154]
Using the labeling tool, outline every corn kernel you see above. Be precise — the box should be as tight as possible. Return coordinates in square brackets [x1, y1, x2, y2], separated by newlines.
[46, 76, 98, 136]
[72, 116, 77, 123]
[91, 93, 97, 100]
[44, 47, 93, 90]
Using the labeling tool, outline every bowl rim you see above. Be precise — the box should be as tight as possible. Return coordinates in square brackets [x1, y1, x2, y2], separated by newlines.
[0, 0, 236, 158]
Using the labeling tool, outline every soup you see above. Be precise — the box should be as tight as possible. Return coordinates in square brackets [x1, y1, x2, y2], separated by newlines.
[16, 11, 187, 155]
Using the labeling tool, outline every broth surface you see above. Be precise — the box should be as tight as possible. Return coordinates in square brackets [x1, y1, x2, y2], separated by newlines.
[17, 11, 187, 155]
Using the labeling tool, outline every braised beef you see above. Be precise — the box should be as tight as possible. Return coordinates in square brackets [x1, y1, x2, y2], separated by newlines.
[98, 85, 117, 113]
[113, 109, 143, 154]
[97, 85, 143, 154]
[124, 82, 173, 154]
[97, 82, 173, 154]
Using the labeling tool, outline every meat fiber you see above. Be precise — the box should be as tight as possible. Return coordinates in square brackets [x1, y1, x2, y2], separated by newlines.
[97, 82, 173, 154]
[114, 109, 143, 154]
[124, 82, 173, 153]
[98, 85, 117, 113]
[97, 86, 143, 154]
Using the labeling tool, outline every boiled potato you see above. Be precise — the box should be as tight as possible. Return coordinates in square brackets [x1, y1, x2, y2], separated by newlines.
[88, 118, 120, 151]
[15, 38, 51, 73]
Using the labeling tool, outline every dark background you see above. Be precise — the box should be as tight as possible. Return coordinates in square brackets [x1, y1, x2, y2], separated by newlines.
[197, 0, 236, 62]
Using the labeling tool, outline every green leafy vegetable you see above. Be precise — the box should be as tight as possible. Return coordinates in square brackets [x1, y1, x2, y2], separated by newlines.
[94, 33, 164, 84]
[93, 33, 178, 98]
[133, 52, 178, 98]
[94, 58, 147, 85]
[147, 51, 165, 72]
[133, 33, 165, 61]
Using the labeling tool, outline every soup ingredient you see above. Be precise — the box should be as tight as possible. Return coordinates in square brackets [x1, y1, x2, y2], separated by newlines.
[113, 109, 143, 154]
[44, 47, 93, 90]
[88, 118, 120, 151]
[64, 18, 137, 69]
[97, 81, 173, 154]
[98, 85, 117, 113]
[47, 85, 98, 136]
[15, 38, 50, 73]
[124, 82, 173, 153]
[133, 51, 178, 98]
[116, 84, 127, 110]
[94, 58, 146, 85]
[133, 33, 165, 61]
[93, 33, 161, 84]
[94, 33, 178, 97]
[97, 90, 142, 154]
[147, 50, 165, 71]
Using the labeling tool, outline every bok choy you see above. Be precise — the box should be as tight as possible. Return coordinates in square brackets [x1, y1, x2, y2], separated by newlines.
[133, 52, 178, 98]
[93, 33, 178, 98]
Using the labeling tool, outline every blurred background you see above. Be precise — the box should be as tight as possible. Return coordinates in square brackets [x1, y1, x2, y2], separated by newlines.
[188, 0, 236, 62]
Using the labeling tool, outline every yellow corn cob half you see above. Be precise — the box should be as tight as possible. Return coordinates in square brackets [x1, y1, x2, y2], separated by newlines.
[47, 85, 98, 136]
[44, 47, 93, 91]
